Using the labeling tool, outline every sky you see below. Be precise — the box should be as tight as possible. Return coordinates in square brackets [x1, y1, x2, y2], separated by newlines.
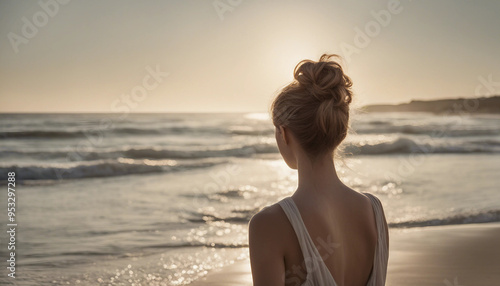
[0, 0, 499, 113]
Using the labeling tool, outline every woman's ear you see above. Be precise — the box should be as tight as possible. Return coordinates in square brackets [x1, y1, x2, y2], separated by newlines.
[279, 126, 288, 145]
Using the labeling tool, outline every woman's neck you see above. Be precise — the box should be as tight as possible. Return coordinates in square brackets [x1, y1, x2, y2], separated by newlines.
[295, 152, 344, 197]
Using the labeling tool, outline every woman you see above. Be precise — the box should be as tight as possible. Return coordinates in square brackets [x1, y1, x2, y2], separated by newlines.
[249, 54, 389, 286]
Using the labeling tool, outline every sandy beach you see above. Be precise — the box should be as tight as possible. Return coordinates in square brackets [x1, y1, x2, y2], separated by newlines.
[192, 222, 500, 286]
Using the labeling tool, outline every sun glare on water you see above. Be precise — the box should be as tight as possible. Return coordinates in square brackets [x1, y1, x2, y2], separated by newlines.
[244, 112, 270, 121]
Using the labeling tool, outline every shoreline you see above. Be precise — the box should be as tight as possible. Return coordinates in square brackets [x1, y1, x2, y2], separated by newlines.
[191, 222, 500, 286]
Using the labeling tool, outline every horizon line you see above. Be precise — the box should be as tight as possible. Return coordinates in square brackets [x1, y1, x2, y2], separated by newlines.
[1, 94, 497, 114]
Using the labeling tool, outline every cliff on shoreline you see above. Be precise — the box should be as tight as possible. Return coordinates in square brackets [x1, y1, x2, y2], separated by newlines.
[362, 95, 500, 114]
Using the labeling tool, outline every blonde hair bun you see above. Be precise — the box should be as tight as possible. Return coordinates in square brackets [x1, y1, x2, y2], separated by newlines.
[271, 54, 353, 160]
[293, 54, 353, 106]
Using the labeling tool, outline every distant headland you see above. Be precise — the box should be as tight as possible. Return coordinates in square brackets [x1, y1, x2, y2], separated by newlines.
[361, 95, 500, 114]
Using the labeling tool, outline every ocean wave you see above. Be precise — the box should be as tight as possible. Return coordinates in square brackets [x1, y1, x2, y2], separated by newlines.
[0, 158, 225, 181]
[0, 126, 225, 139]
[0, 143, 279, 161]
[389, 209, 500, 228]
[229, 128, 273, 136]
[368, 120, 392, 125]
[3, 138, 498, 163]
[180, 186, 260, 209]
[345, 137, 500, 155]
[354, 125, 500, 137]
[23, 241, 248, 261]
[144, 242, 248, 249]
[186, 206, 260, 224]
[3, 138, 499, 162]
[468, 139, 500, 146]
[123, 143, 277, 159]
[0, 129, 86, 139]
[13, 123, 496, 139]
[208, 185, 259, 201]
[186, 213, 252, 224]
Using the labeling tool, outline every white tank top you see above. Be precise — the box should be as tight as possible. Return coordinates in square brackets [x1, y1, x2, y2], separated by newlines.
[278, 193, 389, 286]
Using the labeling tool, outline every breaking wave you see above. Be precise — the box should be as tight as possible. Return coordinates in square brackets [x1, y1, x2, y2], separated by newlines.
[0, 143, 279, 161]
[0, 158, 225, 181]
[345, 137, 500, 155]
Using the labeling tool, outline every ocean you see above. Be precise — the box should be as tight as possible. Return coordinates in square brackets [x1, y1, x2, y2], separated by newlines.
[0, 112, 499, 285]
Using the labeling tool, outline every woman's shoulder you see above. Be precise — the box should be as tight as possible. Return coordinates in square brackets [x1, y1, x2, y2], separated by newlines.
[248, 201, 292, 256]
[249, 202, 288, 235]
[248, 201, 298, 284]
[341, 189, 378, 216]
[360, 192, 386, 212]
[359, 192, 389, 247]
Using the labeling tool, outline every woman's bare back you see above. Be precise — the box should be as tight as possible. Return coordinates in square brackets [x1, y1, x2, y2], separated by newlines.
[254, 187, 379, 286]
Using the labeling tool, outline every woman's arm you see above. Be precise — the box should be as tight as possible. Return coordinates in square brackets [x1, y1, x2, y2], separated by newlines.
[249, 207, 286, 286]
